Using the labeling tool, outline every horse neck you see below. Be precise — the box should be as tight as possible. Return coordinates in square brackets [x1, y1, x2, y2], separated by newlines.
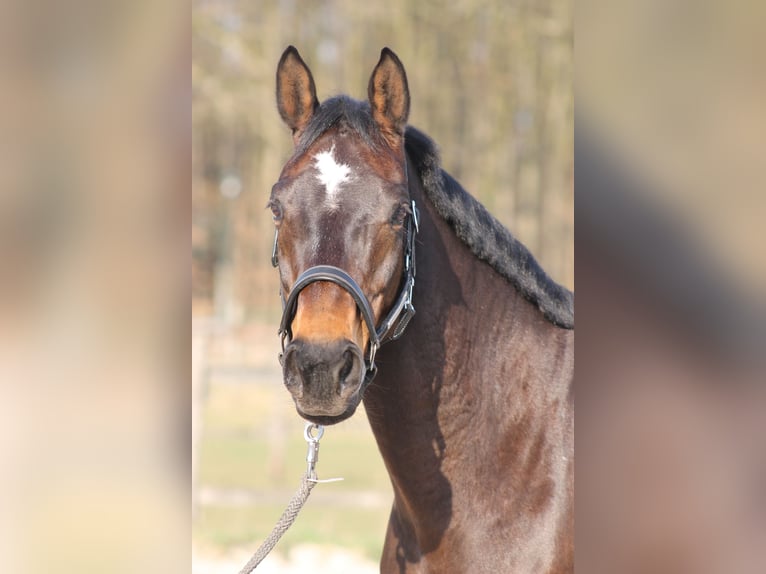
[363, 164, 573, 547]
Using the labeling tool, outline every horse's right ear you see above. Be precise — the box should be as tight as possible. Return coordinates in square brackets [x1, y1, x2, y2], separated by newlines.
[276, 46, 319, 142]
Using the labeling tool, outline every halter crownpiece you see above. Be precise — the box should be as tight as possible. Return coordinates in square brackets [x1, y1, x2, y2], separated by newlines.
[274, 200, 419, 382]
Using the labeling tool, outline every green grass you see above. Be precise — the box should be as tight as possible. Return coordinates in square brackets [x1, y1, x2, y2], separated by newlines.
[194, 503, 390, 561]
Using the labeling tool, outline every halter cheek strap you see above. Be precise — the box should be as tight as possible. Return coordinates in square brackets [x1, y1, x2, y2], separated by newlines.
[275, 200, 419, 381]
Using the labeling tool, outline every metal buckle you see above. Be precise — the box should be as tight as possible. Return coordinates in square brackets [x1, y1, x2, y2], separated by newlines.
[303, 423, 343, 483]
[368, 341, 378, 369]
[271, 228, 280, 267]
[279, 329, 289, 352]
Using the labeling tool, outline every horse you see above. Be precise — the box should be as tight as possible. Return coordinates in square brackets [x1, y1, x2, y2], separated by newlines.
[269, 46, 574, 573]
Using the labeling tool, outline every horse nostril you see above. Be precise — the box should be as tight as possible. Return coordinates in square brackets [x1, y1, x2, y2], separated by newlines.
[336, 345, 364, 393]
[281, 346, 298, 386]
[338, 349, 355, 383]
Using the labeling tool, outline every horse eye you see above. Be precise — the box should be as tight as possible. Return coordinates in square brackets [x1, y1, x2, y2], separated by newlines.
[268, 201, 283, 222]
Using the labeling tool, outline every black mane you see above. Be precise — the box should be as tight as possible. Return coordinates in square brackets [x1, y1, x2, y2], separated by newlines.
[405, 126, 574, 329]
[295, 96, 381, 156]
[294, 96, 574, 328]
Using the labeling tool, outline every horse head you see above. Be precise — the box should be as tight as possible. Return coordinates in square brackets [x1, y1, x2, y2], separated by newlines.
[270, 46, 416, 425]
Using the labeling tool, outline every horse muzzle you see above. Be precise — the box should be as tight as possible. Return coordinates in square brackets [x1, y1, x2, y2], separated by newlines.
[281, 338, 366, 423]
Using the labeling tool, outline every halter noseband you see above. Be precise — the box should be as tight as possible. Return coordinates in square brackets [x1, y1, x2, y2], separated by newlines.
[273, 200, 419, 383]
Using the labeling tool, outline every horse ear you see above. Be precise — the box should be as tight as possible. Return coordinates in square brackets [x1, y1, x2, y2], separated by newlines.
[368, 48, 410, 147]
[276, 46, 319, 141]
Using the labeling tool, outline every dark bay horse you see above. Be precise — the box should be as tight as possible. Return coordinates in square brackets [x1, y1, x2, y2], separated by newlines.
[270, 46, 574, 573]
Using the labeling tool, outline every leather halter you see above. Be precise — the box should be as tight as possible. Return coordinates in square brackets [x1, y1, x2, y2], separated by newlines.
[272, 201, 420, 383]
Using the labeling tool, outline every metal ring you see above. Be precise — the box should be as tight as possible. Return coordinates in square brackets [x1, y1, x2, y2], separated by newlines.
[304, 423, 324, 442]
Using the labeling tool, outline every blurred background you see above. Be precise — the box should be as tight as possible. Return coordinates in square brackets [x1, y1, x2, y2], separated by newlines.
[577, 1, 766, 572]
[192, 0, 572, 571]
[3, 0, 761, 572]
[0, 1, 188, 573]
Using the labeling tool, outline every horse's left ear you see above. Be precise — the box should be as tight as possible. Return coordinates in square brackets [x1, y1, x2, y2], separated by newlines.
[368, 48, 410, 148]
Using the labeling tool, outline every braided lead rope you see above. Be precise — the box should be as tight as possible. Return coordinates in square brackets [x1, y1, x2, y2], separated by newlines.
[237, 423, 342, 573]
[237, 472, 316, 574]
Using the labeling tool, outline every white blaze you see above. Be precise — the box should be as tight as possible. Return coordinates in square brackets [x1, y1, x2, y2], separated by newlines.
[313, 146, 351, 207]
